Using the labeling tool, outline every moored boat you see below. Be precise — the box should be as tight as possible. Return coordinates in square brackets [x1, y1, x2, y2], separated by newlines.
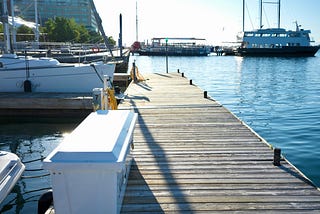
[0, 53, 115, 92]
[136, 38, 211, 56]
[0, 151, 25, 204]
[0, 0, 115, 93]
[236, 24, 320, 57]
[235, 0, 320, 57]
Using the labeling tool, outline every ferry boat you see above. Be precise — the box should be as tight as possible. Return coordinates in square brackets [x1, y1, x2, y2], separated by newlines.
[136, 38, 211, 56]
[236, 23, 320, 57]
[235, 0, 320, 57]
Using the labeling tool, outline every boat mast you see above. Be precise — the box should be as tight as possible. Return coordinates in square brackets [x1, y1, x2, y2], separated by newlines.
[10, 0, 16, 50]
[242, 0, 245, 31]
[136, 0, 138, 41]
[259, 0, 263, 29]
[34, 0, 39, 45]
[89, 0, 114, 57]
[2, 0, 11, 53]
[277, 0, 281, 28]
[259, 0, 281, 29]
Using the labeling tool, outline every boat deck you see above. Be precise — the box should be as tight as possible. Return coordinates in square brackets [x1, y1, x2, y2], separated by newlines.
[119, 72, 320, 213]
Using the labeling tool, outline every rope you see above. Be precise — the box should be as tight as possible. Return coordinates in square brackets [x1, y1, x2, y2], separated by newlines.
[107, 88, 118, 110]
[130, 65, 146, 82]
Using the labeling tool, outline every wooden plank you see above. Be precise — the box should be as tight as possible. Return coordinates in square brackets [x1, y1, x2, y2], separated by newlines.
[119, 73, 320, 213]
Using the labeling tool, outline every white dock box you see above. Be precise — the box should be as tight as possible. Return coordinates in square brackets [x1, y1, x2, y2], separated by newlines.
[43, 110, 137, 214]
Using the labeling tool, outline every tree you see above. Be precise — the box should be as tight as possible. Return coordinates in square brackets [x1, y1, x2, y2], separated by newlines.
[16, 25, 34, 41]
[0, 17, 117, 46]
[45, 17, 80, 42]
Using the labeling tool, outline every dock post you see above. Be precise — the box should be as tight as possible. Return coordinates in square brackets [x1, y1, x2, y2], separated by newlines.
[273, 148, 281, 166]
[190, 79, 192, 85]
[177, 69, 180, 73]
[204, 91, 208, 98]
[182, 72, 184, 77]
[133, 61, 137, 83]
[165, 38, 168, 73]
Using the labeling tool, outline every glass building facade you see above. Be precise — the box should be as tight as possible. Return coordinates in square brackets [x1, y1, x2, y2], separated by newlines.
[14, 0, 98, 31]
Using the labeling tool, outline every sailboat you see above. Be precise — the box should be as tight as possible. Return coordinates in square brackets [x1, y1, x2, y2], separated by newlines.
[235, 0, 320, 57]
[0, 0, 115, 92]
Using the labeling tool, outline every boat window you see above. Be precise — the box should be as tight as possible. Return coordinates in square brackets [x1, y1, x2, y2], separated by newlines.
[302, 33, 310, 38]
[279, 34, 286, 37]
[244, 33, 254, 37]
[262, 34, 271, 37]
[289, 33, 299, 37]
[271, 34, 277, 37]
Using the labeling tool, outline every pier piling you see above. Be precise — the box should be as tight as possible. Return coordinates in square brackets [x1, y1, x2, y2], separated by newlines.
[273, 148, 282, 166]
[204, 91, 208, 98]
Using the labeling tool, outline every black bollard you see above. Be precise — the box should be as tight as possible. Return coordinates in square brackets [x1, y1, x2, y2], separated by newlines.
[190, 79, 192, 85]
[177, 69, 180, 73]
[182, 72, 184, 77]
[132, 61, 137, 83]
[273, 148, 281, 166]
[204, 91, 208, 98]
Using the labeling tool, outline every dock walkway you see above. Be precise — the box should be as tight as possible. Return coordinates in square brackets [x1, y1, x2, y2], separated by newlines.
[119, 72, 320, 213]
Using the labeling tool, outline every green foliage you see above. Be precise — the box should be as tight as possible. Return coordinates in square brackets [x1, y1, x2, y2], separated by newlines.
[45, 17, 82, 42]
[43, 17, 116, 45]
[16, 25, 34, 41]
[0, 17, 116, 45]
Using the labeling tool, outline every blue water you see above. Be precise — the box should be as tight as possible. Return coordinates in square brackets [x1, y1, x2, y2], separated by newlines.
[0, 121, 78, 213]
[130, 54, 320, 187]
[1, 54, 319, 213]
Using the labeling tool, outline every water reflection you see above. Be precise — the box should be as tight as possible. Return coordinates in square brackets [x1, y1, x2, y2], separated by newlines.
[0, 119, 79, 213]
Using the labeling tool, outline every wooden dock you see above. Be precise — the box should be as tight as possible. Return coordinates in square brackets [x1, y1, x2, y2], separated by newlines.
[0, 73, 130, 119]
[119, 72, 320, 213]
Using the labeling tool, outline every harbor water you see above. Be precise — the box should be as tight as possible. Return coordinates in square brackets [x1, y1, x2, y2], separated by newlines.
[1, 53, 320, 213]
[0, 120, 79, 213]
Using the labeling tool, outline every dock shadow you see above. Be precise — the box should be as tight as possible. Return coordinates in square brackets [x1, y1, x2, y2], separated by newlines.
[135, 82, 152, 91]
[154, 73, 173, 78]
[277, 164, 317, 187]
[121, 160, 164, 213]
[120, 100, 193, 213]
[124, 94, 150, 102]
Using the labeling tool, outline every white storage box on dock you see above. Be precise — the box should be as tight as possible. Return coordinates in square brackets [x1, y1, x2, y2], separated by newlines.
[42, 110, 137, 214]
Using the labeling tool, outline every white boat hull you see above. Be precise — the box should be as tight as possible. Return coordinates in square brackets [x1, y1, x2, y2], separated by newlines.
[0, 63, 115, 93]
[0, 151, 25, 203]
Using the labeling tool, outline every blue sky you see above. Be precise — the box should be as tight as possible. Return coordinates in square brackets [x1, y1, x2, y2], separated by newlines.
[94, 0, 320, 46]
